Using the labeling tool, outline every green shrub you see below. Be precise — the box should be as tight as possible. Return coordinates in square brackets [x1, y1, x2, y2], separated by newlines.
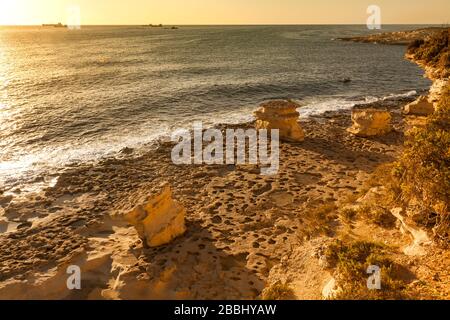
[394, 30, 450, 244]
[262, 281, 295, 300]
[408, 29, 449, 76]
[324, 240, 408, 300]
[407, 39, 425, 53]
[393, 88, 449, 244]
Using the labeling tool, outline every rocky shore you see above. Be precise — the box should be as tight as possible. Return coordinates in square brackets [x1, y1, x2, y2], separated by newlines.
[0, 94, 425, 299]
[0, 28, 448, 300]
[338, 27, 447, 45]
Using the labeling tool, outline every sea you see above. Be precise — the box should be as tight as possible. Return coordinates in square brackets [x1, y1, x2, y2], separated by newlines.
[0, 25, 432, 193]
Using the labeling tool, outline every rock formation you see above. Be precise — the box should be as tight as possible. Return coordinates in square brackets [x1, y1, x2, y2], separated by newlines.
[338, 27, 447, 45]
[347, 109, 392, 137]
[404, 95, 435, 115]
[391, 208, 432, 256]
[322, 278, 341, 300]
[254, 100, 305, 142]
[125, 184, 186, 247]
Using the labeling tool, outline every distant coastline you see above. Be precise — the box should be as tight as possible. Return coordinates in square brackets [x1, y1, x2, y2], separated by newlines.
[338, 26, 448, 45]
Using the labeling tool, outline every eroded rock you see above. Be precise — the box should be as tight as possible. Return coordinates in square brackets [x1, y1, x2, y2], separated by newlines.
[404, 95, 435, 116]
[391, 208, 432, 256]
[347, 109, 392, 137]
[254, 100, 305, 142]
[322, 277, 342, 300]
[125, 184, 186, 247]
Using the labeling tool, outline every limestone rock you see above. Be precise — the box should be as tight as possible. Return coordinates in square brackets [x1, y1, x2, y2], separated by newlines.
[347, 109, 392, 137]
[126, 184, 186, 247]
[254, 100, 305, 142]
[322, 277, 342, 300]
[391, 208, 432, 256]
[404, 95, 435, 116]
[428, 79, 448, 106]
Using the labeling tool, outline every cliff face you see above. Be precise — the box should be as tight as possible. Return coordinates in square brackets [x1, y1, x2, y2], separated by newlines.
[406, 29, 449, 103]
[405, 56, 448, 107]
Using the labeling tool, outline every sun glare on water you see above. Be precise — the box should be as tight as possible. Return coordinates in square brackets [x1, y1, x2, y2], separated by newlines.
[0, 0, 24, 26]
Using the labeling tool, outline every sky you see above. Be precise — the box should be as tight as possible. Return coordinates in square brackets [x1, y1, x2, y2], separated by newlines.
[0, 0, 449, 26]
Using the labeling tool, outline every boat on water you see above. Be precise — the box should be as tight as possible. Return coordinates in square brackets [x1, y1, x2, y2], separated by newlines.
[144, 24, 163, 28]
[42, 23, 67, 28]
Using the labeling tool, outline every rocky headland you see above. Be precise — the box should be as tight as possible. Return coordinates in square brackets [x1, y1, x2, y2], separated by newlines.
[338, 27, 448, 45]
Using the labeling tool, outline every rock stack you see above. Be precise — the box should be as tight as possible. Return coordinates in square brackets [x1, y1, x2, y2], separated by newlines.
[403, 95, 435, 116]
[126, 183, 186, 247]
[254, 100, 305, 142]
[347, 109, 392, 137]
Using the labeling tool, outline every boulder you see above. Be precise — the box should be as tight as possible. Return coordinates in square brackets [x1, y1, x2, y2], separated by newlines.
[322, 278, 342, 300]
[404, 95, 435, 116]
[126, 184, 186, 247]
[254, 100, 305, 142]
[391, 208, 432, 256]
[347, 109, 392, 137]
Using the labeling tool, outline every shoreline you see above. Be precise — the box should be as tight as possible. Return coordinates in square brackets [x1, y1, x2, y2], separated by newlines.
[338, 27, 448, 45]
[0, 90, 424, 196]
[1, 28, 448, 300]
[0, 92, 417, 298]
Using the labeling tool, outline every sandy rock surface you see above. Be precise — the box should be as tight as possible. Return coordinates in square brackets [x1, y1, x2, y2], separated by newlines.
[0, 97, 417, 299]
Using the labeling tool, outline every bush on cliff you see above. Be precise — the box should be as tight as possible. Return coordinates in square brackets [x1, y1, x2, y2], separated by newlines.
[407, 39, 425, 52]
[393, 87, 450, 244]
[324, 240, 408, 300]
[384, 29, 450, 245]
[407, 29, 450, 76]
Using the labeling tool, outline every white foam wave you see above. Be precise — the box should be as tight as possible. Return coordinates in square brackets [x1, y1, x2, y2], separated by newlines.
[0, 91, 417, 194]
[299, 90, 417, 117]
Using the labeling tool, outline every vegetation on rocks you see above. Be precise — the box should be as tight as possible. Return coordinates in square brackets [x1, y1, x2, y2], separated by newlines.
[393, 87, 450, 244]
[324, 240, 408, 300]
[261, 281, 295, 300]
[407, 28, 450, 77]
[322, 29, 450, 301]
[357, 30, 450, 245]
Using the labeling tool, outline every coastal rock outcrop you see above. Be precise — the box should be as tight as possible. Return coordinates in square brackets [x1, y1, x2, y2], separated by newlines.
[391, 208, 432, 256]
[254, 100, 305, 142]
[125, 184, 186, 247]
[404, 95, 435, 115]
[322, 278, 342, 300]
[347, 109, 392, 137]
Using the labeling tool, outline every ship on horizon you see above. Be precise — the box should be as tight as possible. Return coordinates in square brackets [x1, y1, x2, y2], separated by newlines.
[42, 22, 67, 28]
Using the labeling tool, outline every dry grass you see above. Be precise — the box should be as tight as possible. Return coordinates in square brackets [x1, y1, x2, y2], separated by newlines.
[407, 29, 450, 77]
[339, 207, 357, 224]
[261, 281, 295, 300]
[356, 204, 397, 229]
[393, 87, 450, 245]
[304, 202, 338, 237]
[351, 84, 450, 243]
[324, 240, 409, 300]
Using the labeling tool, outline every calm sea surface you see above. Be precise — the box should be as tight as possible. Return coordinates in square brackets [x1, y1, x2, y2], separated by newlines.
[0, 25, 432, 191]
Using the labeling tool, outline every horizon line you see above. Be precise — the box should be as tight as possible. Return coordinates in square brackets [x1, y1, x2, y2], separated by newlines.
[1, 23, 447, 27]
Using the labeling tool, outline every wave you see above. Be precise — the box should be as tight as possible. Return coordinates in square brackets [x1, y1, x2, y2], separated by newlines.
[0, 89, 420, 195]
[298, 90, 418, 117]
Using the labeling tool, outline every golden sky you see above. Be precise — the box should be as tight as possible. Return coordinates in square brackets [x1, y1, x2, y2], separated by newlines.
[0, 0, 449, 25]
